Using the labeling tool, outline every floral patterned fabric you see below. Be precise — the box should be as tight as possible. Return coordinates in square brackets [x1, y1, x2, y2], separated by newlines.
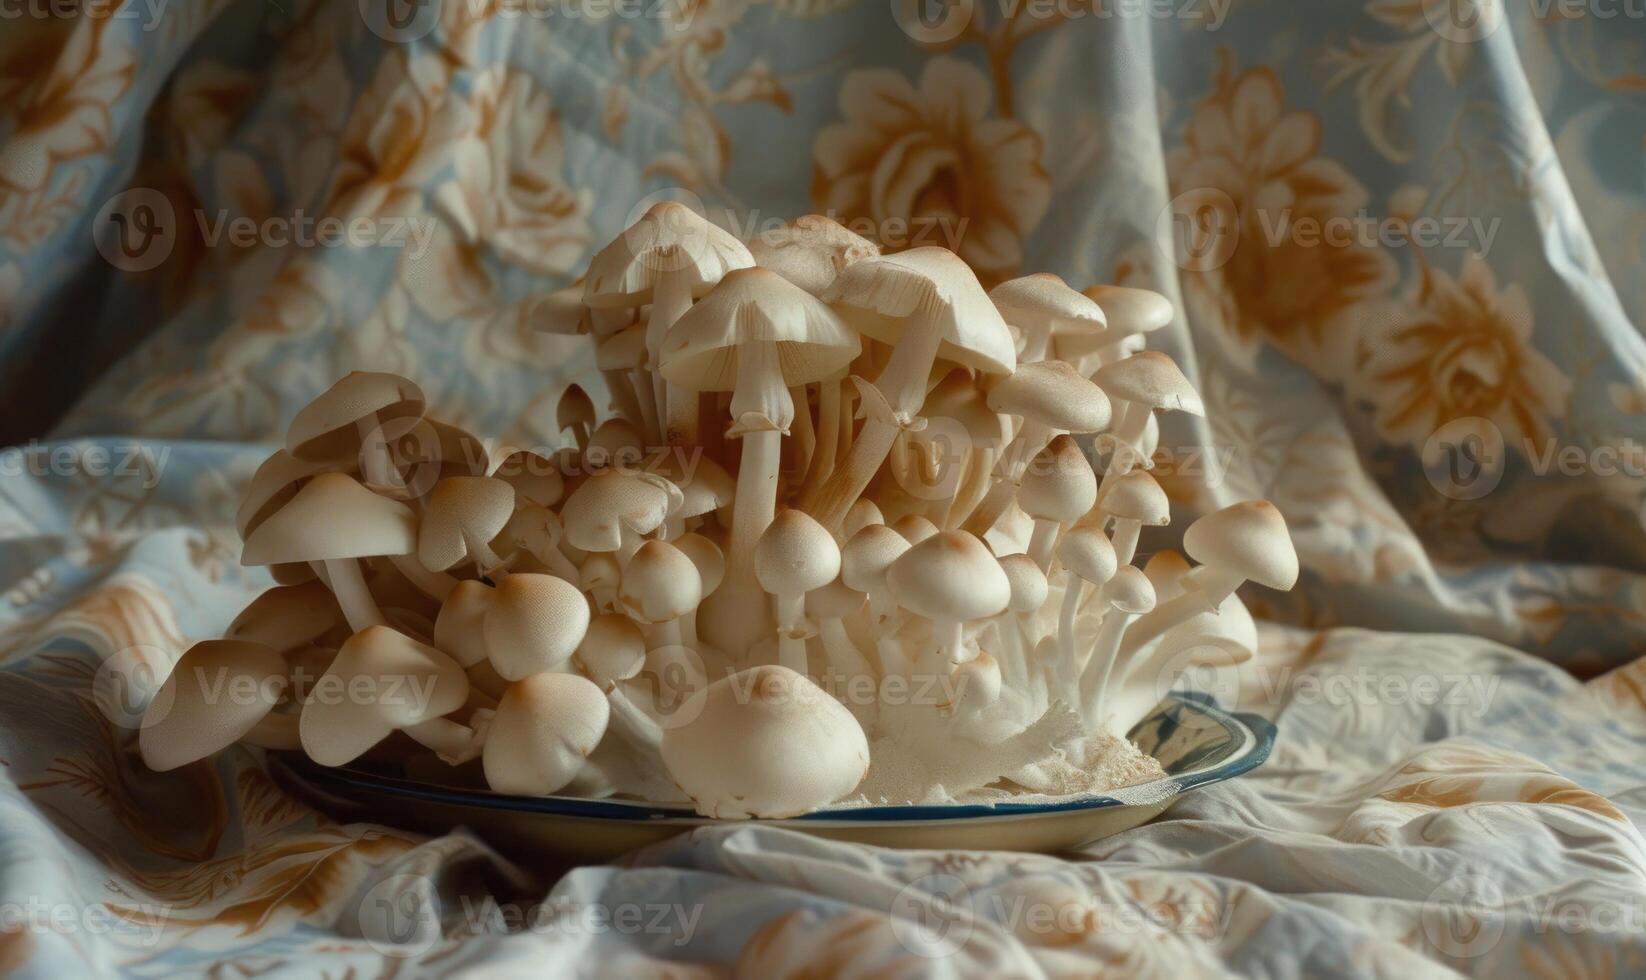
[1, 1, 1644, 975]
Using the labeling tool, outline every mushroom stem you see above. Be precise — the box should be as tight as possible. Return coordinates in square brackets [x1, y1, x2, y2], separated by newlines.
[1095, 405, 1150, 499]
[1078, 609, 1138, 730]
[803, 413, 900, 534]
[651, 272, 693, 443]
[608, 686, 663, 753]
[807, 377, 841, 491]
[819, 618, 875, 684]
[632, 368, 662, 445]
[933, 617, 966, 665]
[1027, 520, 1060, 572]
[241, 712, 300, 750]
[1110, 519, 1142, 566]
[1056, 577, 1086, 684]
[465, 533, 509, 579]
[1115, 567, 1242, 659]
[600, 370, 645, 430]
[788, 385, 816, 477]
[324, 558, 388, 632]
[405, 715, 488, 765]
[698, 428, 781, 660]
[773, 592, 808, 674]
[874, 317, 945, 423]
[961, 420, 1052, 536]
[388, 553, 459, 602]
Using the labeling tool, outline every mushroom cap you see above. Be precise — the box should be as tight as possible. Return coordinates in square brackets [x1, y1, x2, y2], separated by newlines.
[841, 499, 885, 539]
[672, 532, 726, 596]
[493, 450, 565, 508]
[227, 581, 343, 651]
[595, 323, 649, 371]
[504, 503, 568, 570]
[483, 672, 610, 796]
[299, 626, 469, 767]
[660, 267, 861, 392]
[139, 640, 288, 772]
[434, 579, 494, 668]
[1142, 548, 1193, 597]
[557, 384, 597, 433]
[418, 476, 516, 572]
[1098, 469, 1170, 526]
[237, 450, 336, 538]
[823, 247, 1015, 376]
[412, 418, 491, 481]
[806, 577, 866, 621]
[580, 552, 622, 594]
[483, 573, 592, 680]
[1081, 285, 1173, 339]
[950, 650, 1003, 710]
[886, 531, 1011, 623]
[1160, 591, 1258, 666]
[990, 273, 1106, 337]
[583, 201, 754, 307]
[241, 472, 416, 566]
[586, 417, 646, 464]
[923, 370, 1010, 449]
[1182, 500, 1298, 591]
[648, 451, 733, 520]
[1016, 435, 1097, 525]
[560, 470, 680, 553]
[1056, 525, 1117, 586]
[840, 524, 911, 594]
[619, 540, 703, 625]
[287, 372, 425, 462]
[998, 553, 1049, 613]
[660, 665, 869, 818]
[747, 214, 880, 295]
[890, 513, 938, 544]
[573, 614, 647, 689]
[985, 361, 1112, 433]
[755, 510, 841, 598]
[526, 284, 591, 336]
[1091, 352, 1204, 415]
[1101, 565, 1157, 615]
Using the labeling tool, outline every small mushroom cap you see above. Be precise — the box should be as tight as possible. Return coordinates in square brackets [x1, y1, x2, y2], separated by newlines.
[1182, 500, 1298, 591]
[1017, 435, 1097, 525]
[573, 614, 647, 689]
[493, 450, 565, 508]
[483, 672, 610, 796]
[595, 323, 649, 371]
[483, 573, 592, 680]
[585, 418, 647, 467]
[841, 524, 912, 594]
[237, 450, 335, 538]
[560, 470, 680, 553]
[434, 579, 494, 668]
[747, 214, 880, 296]
[660, 665, 869, 818]
[300, 626, 469, 767]
[841, 499, 885, 539]
[557, 384, 597, 434]
[140, 640, 287, 772]
[648, 451, 733, 520]
[1142, 548, 1193, 598]
[660, 267, 862, 393]
[1082, 285, 1173, 339]
[410, 418, 491, 481]
[985, 361, 1112, 433]
[526, 284, 591, 336]
[418, 476, 516, 572]
[990, 273, 1106, 336]
[241, 473, 416, 566]
[1091, 351, 1204, 415]
[226, 582, 342, 651]
[619, 540, 703, 624]
[1098, 469, 1170, 526]
[950, 650, 1003, 710]
[583, 200, 754, 307]
[806, 577, 866, 621]
[672, 532, 726, 595]
[924, 370, 1010, 449]
[287, 372, 425, 462]
[1101, 565, 1157, 615]
[824, 247, 1015, 375]
[755, 510, 841, 597]
[886, 531, 1011, 623]
[504, 503, 568, 570]
[1056, 525, 1117, 586]
[890, 513, 938, 544]
[998, 553, 1049, 613]
[580, 552, 622, 594]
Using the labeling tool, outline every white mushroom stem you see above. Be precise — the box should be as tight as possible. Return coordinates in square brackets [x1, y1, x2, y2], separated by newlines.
[1026, 519, 1062, 572]
[325, 558, 389, 632]
[1056, 577, 1088, 678]
[644, 618, 685, 650]
[772, 592, 810, 675]
[1116, 567, 1244, 659]
[1108, 518, 1144, 566]
[388, 553, 459, 602]
[818, 616, 875, 683]
[608, 686, 663, 752]
[355, 415, 400, 488]
[1079, 609, 1140, 729]
[788, 385, 816, 475]
[404, 714, 490, 766]
[1095, 403, 1150, 498]
[601, 370, 645, 430]
[807, 377, 841, 491]
[962, 420, 1053, 537]
[632, 366, 662, 445]
[651, 272, 695, 444]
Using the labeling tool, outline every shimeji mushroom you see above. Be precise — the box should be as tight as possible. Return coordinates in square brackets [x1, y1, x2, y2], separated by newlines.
[493, 450, 564, 511]
[595, 323, 658, 441]
[671, 532, 723, 649]
[1075, 566, 1157, 729]
[225, 580, 342, 653]
[482, 572, 592, 681]
[649, 451, 733, 540]
[1057, 285, 1173, 372]
[584, 201, 754, 444]
[1053, 525, 1117, 691]
[921, 370, 1010, 529]
[579, 552, 622, 613]
[805, 247, 1016, 533]
[299, 626, 473, 767]
[502, 500, 581, 582]
[585, 417, 647, 472]
[660, 665, 869, 818]
[1016, 435, 1098, 571]
[240, 472, 416, 632]
[661, 267, 860, 660]
[989, 273, 1106, 363]
[1092, 469, 1169, 565]
[806, 577, 877, 696]
[755, 511, 840, 675]
[139, 640, 294, 771]
[747, 214, 879, 296]
[890, 513, 939, 544]
[573, 613, 647, 691]
[841, 499, 884, 539]
[557, 384, 596, 452]
[618, 540, 702, 650]
[841, 524, 911, 628]
[433, 579, 503, 697]
[1091, 351, 1203, 485]
[483, 672, 610, 796]
[418, 476, 515, 579]
[886, 531, 1010, 667]
[236, 450, 341, 586]
[993, 553, 1047, 689]
[946, 650, 1003, 718]
[286, 372, 425, 488]
[1116, 500, 1297, 661]
[560, 469, 680, 563]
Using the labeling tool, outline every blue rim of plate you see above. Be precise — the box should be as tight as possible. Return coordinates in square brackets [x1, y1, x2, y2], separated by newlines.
[274, 692, 1276, 824]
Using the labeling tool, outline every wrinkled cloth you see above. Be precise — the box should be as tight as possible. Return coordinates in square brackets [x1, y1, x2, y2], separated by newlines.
[1, 1, 1645, 976]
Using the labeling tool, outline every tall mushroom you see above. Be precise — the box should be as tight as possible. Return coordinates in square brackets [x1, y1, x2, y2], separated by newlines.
[1091, 469, 1169, 565]
[1076, 565, 1156, 729]
[661, 267, 860, 660]
[755, 510, 840, 675]
[885, 531, 1010, 666]
[989, 273, 1106, 363]
[1091, 351, 1203, 487]
[1016, 435, 1098, 571]
[1053, 525, 1117, 690]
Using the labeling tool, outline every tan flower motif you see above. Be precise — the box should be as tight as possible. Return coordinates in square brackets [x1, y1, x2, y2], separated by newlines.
[812, 57, 1050, 282]
[1166, 59, 1396, 377]
[325, 51, 468, 220]
[0, 20, 135, 194]
[1360, 254, 1569, 454]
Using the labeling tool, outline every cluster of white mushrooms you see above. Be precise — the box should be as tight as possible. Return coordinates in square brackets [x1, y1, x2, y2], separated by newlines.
[135, 205, 1298, 818]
